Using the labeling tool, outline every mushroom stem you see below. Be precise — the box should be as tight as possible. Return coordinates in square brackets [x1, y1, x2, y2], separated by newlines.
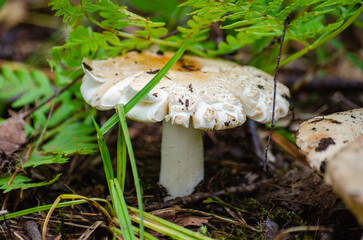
[159, 120, 204, 200]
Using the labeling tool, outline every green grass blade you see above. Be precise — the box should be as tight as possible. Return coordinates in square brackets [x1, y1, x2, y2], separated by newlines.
[100, 32, 198, 135]
[110, 226, 160, 240]
[116, 104, 145, 240]
[132, 216, 196, 240]
[123, 34, 196, 113]
[129, 207, 214, 240]
[110, 179, 136, 240]
[92, 118, 114, 191]
[99, 113, 119, 135]
[117, 120, 127, 192]
[0, 198, 110, 221]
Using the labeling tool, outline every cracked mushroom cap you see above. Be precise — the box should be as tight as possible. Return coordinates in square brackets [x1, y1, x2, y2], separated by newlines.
[325, 134, 363, 226]
[81, 51, 291, 130]
[296, 108, 363, 174]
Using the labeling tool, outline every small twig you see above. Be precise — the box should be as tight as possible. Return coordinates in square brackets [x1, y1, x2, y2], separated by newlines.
[159, 29, 180, 39]
[274, 225, 333, 240]
[78, 221, 104, 240]
[264, 17, 290, 171]
[222, 206, 260, 232]
[145, 180, 267, 211]
[22, 76, 81, 119]
[265, 130, 307, 165]
[175, 208, 263, 232]
[0, 210, 14, 240]
[8, 142, 33, 185]
[1, 192, 10, 212]
[248, 119, 263, 161]
[34, 102, 55, 150]
[210, 23, 225, 45]
[13, 231, 25, 240]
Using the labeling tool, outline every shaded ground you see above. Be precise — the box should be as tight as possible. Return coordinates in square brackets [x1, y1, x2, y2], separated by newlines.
[1, 2, 363, 239]
[2, 90, 363, 239]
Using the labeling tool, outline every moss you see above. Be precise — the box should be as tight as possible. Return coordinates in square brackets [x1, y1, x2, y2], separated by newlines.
[212, 226, 265, 240]
[269, 207, 306, 227]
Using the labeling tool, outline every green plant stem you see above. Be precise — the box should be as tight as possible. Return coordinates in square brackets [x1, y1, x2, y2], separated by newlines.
[275, 4, 363, 70]
[109, 226, 159, 240]
[117, 104, 144, 240]
[131, 215, 198, 240]
[123, 36, 194, 112]
[129, 207, 214, 240]
[117, 121, 127, 192]
[93, 118, 114, 192]
[110, 179, 136, 240]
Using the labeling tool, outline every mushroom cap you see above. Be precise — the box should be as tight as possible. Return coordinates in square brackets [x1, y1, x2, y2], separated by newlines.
[81, 51, 291, 130]
[325, 134, 363, 226]
[296, 108, 363, 174]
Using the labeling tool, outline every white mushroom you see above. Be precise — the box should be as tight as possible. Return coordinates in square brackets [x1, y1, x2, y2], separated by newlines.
[81, 50, 291, 200]
[325, 134, 363, 226]
[296, 108, 363, 227]
[295, 108, 363, 174]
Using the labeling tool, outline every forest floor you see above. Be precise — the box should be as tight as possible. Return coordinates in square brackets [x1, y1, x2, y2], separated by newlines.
[0, 2, 363, 239]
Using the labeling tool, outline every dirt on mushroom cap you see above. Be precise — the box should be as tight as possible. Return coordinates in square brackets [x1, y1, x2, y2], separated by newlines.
[81, 51, 291, 130]
[296, 108, 363, 174]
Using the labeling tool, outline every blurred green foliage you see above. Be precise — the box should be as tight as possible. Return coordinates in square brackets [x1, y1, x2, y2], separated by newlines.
[0, 64, 96, 191]
[48, 0, 362, 72]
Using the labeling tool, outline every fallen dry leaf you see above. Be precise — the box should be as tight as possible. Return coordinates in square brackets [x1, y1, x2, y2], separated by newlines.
[174, 215, 210, 227]
[0, 112, 26, 155]
[151, 207, 179, 221]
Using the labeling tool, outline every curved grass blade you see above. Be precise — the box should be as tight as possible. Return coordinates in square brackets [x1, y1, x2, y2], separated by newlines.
[110, 226, 159, 240]
[117, 120, 127, 192]
[41, 194, 113, 240]
[117, 104, 144, 240]
[0, 198, 108, 221]
[110, 179, 136, 240]
[129, 206, 214, 240]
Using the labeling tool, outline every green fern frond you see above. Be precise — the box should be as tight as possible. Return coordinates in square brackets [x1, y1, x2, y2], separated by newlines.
[250, 0, 266, 11]
[0, 67, 30, 100]
[0, 67, 53, 108]
[42, 122, 97, 155]
[12, 70, 53, 108]
[275, 0, 306, 20]
[267, 0, 284, 15]
[51, 26, 121, 67]
[48, 0, 84, 27]
[0, 174, 61, 193]
[48, 0, 362, 71]
[177, 0, 362, 63]
[221, 17, 265, 29]
[0, 63, 96, 156]
[313, 0, 360, 10]
[23, 152, 69, 168]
